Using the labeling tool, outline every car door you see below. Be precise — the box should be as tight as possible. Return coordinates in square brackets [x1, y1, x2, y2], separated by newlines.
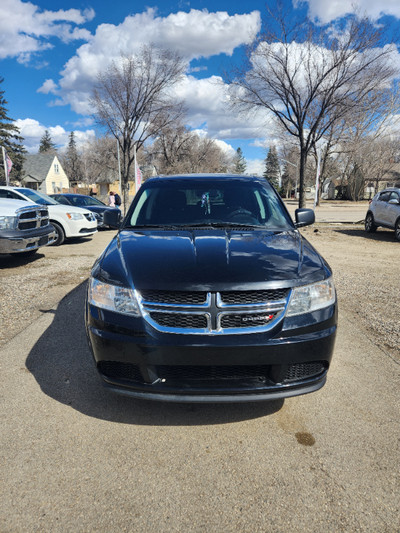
[386, 191, 400, 228]
[373, 191, 391, 225]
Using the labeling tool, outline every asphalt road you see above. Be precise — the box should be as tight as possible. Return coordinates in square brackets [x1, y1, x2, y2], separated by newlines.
[1, 209, 399, 532]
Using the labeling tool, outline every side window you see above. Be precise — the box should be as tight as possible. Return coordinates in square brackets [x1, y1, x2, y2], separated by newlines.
[0, 190, 23, 200]
[389, 192, 399, 202]
[379, 192, 390, 202]
[56, 196, 70, 205]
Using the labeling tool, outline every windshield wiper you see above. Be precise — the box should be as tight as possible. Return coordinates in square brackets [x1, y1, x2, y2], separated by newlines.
[177, 222, 261, 229]
[127, 224, 184, 230]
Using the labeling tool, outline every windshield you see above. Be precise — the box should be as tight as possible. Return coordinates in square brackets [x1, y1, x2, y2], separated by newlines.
[68, 195, 105, 207]
[127, 179, 293, 230]
[16, 188, 59, 206]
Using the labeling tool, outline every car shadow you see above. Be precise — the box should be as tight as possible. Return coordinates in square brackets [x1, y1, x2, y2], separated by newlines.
[0, 251, 45, 269]
[26, 282, 283, 426]
[333, 228, 396, 242]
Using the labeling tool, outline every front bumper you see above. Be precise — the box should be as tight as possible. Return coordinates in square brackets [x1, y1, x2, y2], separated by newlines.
[85, 302, 337, 402]
[0, 226, 56, 254]
[62, 218, 97, 238]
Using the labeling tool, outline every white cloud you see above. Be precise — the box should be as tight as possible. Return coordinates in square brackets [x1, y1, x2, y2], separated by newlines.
[175, 76, 273, 140]
[193, 129, 236, 157]
[297, 0, 400, 23]
[0, 0, 94, 62]
[52, 9, 260, 114]
[37, 79, 58, 94]
[15, 118, 95, 153]
[246, 159, 265, 176]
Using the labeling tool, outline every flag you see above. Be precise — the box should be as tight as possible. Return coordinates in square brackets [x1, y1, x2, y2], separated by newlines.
[135, 163, 142, 192]
[5, 152, 12, 175]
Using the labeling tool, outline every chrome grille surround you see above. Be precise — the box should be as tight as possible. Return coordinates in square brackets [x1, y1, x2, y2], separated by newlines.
[17, 206, 50, 230]
[139, 290, 289, 335]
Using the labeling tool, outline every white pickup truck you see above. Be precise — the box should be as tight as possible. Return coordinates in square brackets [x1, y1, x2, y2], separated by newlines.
[0, 198, 56, 256]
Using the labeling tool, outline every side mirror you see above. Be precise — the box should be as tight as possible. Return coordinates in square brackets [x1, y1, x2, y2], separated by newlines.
[295, 208, 315, 228]
[388, 198, 400, 205]
[103, 209, 122, 229]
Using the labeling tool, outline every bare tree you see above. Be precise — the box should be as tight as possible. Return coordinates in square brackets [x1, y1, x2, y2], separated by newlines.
[81, 136, 119, 185]
[319, 86, 400, 199]
[91, 45, 187, 207]
[146, 127, 233, 174]
[228, 6, 399, 207]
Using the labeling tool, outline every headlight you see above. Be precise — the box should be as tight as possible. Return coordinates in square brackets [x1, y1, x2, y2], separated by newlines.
[88, 277, 141, 316]
[66, 212, 84, 220]
[0, 216, 17, 230]
[286, 278, 336, 317]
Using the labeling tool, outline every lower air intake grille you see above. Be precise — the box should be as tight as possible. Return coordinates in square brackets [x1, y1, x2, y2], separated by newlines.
[156, 365, 270, 381]
[284, 362, 326, 382]
[98, 361, 142, 382]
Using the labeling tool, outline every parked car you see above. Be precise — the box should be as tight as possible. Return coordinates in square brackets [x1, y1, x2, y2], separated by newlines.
[0, 198, 55, 256]
[365, 187, 400, 241]
[85, 174, 337, 402]
[0, 187, 97, 245]
[49, 193, 120, 229]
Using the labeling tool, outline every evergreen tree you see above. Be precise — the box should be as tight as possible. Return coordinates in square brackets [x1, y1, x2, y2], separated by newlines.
[233, 147, 247, 174]
[263, 145, 280, 189]
[61, 131, 83, 183]
[0, 77, 25, 181]
[39, 129, 56, 153]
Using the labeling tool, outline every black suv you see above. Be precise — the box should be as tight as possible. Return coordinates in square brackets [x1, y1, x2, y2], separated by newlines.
[85, 174, 337, 402]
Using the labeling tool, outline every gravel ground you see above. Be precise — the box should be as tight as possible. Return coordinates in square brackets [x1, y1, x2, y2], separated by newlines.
[0, 225, 399, 360]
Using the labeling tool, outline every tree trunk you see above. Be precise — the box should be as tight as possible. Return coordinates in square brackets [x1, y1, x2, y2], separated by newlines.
[298, 148, 307, 208]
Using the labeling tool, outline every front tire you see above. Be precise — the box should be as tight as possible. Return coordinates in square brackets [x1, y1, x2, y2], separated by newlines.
[395, 219, 400, 242]
[50, 221, 65, 246]
[365, 212, 377, 233]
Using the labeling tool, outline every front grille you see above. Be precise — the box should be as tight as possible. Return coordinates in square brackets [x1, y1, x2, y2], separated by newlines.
[141, 290, 289, 334]
[150, 312, 208, 329]
[17, 207, 50, 230]
[221, 312, 277, 328]
[219, 289, 289, 305]
[141, 290, 207, 305]
[284, 362, 326, 382]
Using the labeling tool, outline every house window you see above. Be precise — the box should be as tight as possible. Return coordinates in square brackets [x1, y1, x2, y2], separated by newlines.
[54, 163, 59, 174]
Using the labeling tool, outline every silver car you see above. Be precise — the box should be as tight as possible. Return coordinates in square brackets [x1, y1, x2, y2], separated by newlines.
[365, 187, 400, 241]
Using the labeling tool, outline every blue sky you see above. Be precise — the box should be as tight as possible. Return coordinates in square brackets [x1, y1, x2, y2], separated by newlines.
[1, 0, 400, 175]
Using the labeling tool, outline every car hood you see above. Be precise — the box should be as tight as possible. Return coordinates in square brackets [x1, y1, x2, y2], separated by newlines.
[85, 205, 119, 213]
[95, 228, 330, 291]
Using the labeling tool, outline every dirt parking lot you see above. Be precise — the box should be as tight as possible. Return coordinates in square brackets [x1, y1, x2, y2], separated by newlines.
[1, 220, 399, 532]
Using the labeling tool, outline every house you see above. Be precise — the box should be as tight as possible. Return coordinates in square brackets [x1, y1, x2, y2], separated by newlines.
[321, 179, 336, 200]
[21, 153, 69, 194]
